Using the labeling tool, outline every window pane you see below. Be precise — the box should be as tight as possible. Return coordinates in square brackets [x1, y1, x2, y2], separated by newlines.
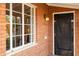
[13, 24, 22, 36]
[13, 36, 22, 48]
[13, 37, 16, 48]
[32, 8, 34, 16]
[6, 38, 10, 50]
[16, 25, 22, 35]
[24, 15, 30, 24]
[12, 3, 22, 13]
[13, 24, 16, 36]
[24, 35, 30, 44]
[6, 3, 10, 10]
[24, 5, 30, 15]
[12, 12, 22, 24]
[6, 24, 10, 37]
[6, 3, 10, 51]
[12, 3, 23, 49]
[24, 25, 31, 34]
[6, 11, 10, 23]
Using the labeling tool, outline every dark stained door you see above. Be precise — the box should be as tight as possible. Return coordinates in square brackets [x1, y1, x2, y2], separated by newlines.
[54, 13, 74, 56]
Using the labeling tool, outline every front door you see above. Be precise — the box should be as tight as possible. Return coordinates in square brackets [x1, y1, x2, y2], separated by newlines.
[54, 13, 74, 56]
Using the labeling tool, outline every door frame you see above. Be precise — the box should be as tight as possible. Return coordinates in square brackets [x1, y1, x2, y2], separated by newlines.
[52, 11, 75, 56]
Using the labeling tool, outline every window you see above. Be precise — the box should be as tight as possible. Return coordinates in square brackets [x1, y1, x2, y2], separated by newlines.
[6, 3, 36, 52]
[12, 4, 22, 48]
[6, 3, 10, 50]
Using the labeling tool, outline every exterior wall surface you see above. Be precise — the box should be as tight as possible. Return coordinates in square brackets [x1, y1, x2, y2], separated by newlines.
[75, 11, 79, 56]
[0, 4, 6, 56]
[0, 3, 79, 56]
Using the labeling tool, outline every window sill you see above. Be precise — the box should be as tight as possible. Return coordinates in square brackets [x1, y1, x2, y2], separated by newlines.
[6, 42, 38, 56]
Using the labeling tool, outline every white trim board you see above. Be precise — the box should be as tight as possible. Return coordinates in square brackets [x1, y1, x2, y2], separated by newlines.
[52, 11, 75, 56]
[47, 3, 79, 9]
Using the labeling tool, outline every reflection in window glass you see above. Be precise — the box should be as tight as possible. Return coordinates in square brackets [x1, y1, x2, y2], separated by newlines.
[13, 36, 22, 48]
[6, 11, 10, 23]
[32, 8, 34, 16]
[16, 25, 22, 35]
[24, 15, 30, 24]
[6, 24, 10, 50]
[6, 3, 10, 50]
[6, 24, 10, 37]
[13, 24, 16, 36]
[6, 15, 10, 23]
[24, 5, 30, 15]
[12, 3, 22, 13]
[12, 3, 22, 48]
[24, 35, 30, 44]
[12, 12, 22, 24]
[24, 5, 31, 45]
[6, 3, 35, 51]
[6, 3, 10, 10]
[6, 38, 10, 50]
[13, 24, 22, 36]
[24, 25, 31, 34]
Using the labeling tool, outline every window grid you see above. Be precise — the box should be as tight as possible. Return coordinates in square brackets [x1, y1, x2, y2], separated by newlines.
[24, 4, 31, 44]
[6, 3, 36, 52]
[6, 9, 10, 50]
[6, 15, 10, 38]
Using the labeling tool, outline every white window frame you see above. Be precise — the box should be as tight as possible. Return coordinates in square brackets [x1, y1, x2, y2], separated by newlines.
[6, 3, 37, 55]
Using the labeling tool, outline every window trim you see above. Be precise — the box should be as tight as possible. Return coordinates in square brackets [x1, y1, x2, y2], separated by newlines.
[6, 3, 37, 54]
[6, 43, 37, 56]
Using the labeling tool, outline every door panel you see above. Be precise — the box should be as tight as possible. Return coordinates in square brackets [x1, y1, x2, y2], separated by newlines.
[54, 13, 74, 56]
